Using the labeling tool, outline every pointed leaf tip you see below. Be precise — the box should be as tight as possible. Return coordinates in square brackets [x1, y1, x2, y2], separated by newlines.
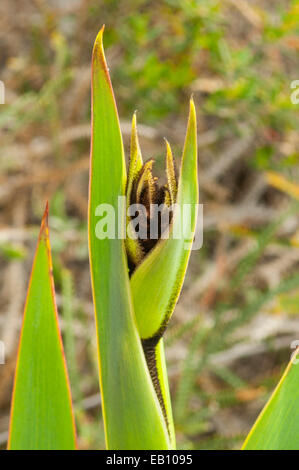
[132, 112, 137, 132]
[128, 112, 143, 182]
[92, 26, 108, 74]
[131, 111, 140, 137]
[164, 138, 171, 152]
[189, 98, 196, 124]
[165, 140, 177, 204]
[39, 202, 49, 238]
[94, 25, 105, 47]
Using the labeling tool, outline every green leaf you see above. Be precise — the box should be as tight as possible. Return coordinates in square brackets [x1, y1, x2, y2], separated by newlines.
[125, 113, 144, 266]
[242, 349, 299, 450]
[165, 139, 177, 205]
[129, 100, 197, 449]
[88, 27, 170, 450]
[131, 99, 198, 340]
[127, 112, 143, 191]
[8, 204, 76, 450]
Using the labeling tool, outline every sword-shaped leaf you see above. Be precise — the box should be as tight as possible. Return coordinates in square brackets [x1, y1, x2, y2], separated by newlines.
[88, 27, 170, 450]
[242, 349, 299, 450]
[8, 204, 76, 450]
[129, 101, 197, 449]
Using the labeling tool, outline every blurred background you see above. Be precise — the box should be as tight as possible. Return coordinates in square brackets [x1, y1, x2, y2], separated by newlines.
[0, 0, 298, 450]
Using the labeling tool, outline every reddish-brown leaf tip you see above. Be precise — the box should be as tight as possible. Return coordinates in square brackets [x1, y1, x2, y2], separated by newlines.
[39, 201, 49, 240]
[92, 25, 112, 88]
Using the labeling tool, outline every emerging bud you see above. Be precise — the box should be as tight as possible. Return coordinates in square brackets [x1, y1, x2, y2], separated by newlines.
[125, 116, 178, 274]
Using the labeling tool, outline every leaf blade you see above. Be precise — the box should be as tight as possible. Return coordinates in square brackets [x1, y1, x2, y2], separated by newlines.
[88, 27, 170, 450]
[8, 205, 76, 450]
[242, 350, 299, 450]
[129, 100, 197, 445]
